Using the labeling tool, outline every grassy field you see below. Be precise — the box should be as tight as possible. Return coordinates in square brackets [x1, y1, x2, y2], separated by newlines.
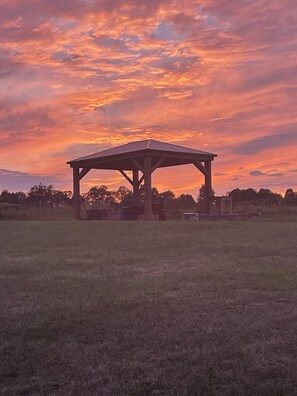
[1, 220, 297, 395]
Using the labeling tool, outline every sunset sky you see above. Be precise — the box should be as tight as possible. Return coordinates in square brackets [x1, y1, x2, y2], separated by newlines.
[1, 0, 296, 196]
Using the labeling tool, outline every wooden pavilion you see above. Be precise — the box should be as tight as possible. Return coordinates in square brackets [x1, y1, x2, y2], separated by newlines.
[67, 139, 217, 220]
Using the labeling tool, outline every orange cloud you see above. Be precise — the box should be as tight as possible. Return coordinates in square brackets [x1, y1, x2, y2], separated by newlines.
[0, 0, 296, 194]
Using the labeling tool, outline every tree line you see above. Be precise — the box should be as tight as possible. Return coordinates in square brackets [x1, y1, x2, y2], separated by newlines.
[1, 183, 297, 210]
[0, 184, 200, 210]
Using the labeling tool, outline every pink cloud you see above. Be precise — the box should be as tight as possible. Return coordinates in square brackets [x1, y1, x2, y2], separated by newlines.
[0, 0, 296, 194]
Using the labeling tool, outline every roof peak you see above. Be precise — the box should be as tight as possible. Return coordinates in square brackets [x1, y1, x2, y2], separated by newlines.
[67, 138, 217, 164]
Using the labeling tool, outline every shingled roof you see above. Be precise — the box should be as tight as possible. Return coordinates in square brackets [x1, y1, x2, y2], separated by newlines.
[67, 139, 217, 166]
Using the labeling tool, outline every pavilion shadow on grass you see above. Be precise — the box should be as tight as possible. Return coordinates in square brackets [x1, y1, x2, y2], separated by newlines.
[67, 139, 217, 220]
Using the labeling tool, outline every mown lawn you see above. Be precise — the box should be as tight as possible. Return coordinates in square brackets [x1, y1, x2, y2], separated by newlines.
[0, 220, 297, 395]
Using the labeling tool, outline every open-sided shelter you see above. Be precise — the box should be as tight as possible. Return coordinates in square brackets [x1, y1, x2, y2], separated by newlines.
[67, 139, 217, 220]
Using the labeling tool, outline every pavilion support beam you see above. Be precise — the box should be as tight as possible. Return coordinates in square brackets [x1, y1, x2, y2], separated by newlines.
[119, 170, 133, 185]
[193, 160, 208, 177]
[144, 156, 153, 220]
[204, 160, 212, 214]
[79, 167, 91, 180]
[151, 157, 165, 173]
[138, 174, 144, 185]
[73, 167, 81, 220]
[133, 169, 140, 204]
[131, 158, 144, 173]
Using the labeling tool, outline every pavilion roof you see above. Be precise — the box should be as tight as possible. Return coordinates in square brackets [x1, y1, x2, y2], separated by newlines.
[67, 139, 216, 169]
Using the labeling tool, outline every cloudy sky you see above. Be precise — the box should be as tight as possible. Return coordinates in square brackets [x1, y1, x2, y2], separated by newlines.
[0, 0, 296, 195]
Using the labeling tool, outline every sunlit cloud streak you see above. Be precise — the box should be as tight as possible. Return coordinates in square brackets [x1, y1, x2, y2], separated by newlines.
[0, 0, 296, 194]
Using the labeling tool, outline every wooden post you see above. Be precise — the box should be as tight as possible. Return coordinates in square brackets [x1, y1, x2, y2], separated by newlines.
[204, 161, 212, 214]
[144, 156, 153, 220]
[220, 198, 224, 215]
[73, 167, 81, 220]
[133, 169, 140, 204]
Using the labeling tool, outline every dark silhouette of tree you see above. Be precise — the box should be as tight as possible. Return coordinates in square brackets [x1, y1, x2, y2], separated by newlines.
[257, 188, 274, 199]
[159, 190, 175, 203]
[158, 190, 177, 212]
[0, 190, 26, 205]
[177, 193, 196, 209]
[25, 184, 72, 207]
[284, 188, 297, 205]
[139, 185, 161, 204]
[2, 183, 294, 213]
[257, 188, 282, 203]
[197, 184, 215, 211]
[228, 188, 283, 204]
[285, 188, 295, 199]
[51, 190, 72, 207]
[152, 187, 161, 204]
[84, 185, 116, 207]
[26, 184, 54, 207]
[116, 186, 134, 206]
[228, 188, 257, 202]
